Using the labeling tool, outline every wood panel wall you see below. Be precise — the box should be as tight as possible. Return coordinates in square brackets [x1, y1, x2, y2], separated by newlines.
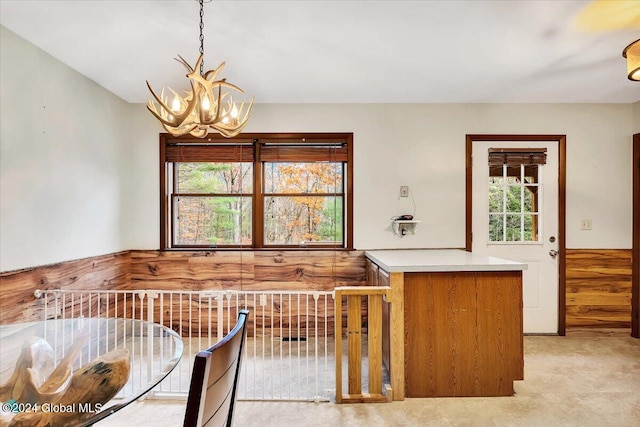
[129, 250, 367, 337]
[129, 250, 365, 291]
[0, 252, 131, 324]
[3, 249, 634, 333]
[566, 249, 632, 328]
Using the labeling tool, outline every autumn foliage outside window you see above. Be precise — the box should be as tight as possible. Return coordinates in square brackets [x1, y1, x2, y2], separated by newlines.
[264, 162, 343, 245]
[160, 134, 353, 249]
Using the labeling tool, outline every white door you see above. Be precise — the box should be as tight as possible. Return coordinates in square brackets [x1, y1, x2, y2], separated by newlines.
[472, 141, 559, 334]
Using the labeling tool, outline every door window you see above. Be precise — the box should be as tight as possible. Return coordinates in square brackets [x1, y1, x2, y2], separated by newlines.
[487, 149, 545, 243]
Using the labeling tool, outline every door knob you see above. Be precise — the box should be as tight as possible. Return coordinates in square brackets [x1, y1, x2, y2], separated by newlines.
[549, 249, 559, 259]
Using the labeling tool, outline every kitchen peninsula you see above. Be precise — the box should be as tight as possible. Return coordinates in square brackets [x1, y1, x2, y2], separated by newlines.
[365, 249, 527, 400]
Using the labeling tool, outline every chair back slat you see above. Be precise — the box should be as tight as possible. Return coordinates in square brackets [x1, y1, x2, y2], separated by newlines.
[184, 310, 250, 427]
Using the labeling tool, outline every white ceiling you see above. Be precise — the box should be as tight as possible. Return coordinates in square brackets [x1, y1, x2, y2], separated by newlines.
[1, 0, 639, 104]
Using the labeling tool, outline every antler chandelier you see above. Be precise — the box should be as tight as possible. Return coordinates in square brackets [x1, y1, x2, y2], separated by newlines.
[146, 0, 253, 138]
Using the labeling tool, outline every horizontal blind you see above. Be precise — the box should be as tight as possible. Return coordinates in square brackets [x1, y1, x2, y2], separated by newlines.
[260, 145, 348, 162]
[488, 147, 547, 166]
[165, 144, 254, 162]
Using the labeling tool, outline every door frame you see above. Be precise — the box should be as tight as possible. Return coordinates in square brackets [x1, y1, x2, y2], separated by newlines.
[465, 134, 567, 335]
[633, 134, 639, 338]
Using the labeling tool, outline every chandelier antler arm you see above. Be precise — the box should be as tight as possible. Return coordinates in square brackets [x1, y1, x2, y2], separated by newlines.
[175, 55, 196, 73]
[215, 80, 246, 93]
[213, 82, 224, 122]
[196, 79, 249, 125]
[162, 121, 200, 137]
[146, 80, 199, 126]
[203, 61, 226, 82]
[212, 125, 240, 138]
[146, 98, 175, 126]
[211, 97, 254, 137]
[186, 55, 212, 89]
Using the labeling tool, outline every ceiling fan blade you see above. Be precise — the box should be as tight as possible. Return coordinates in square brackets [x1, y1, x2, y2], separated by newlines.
[574, 0, 640, 31]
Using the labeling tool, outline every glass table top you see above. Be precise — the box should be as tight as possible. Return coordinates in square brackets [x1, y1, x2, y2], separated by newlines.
[0, 317, 183, 426]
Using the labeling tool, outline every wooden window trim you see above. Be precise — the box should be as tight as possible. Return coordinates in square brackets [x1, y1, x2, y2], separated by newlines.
[159, 133, 354, 250]
[633, 134, 639, 338]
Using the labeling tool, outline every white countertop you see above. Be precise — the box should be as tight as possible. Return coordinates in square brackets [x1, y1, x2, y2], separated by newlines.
[364, 249, 527, 273]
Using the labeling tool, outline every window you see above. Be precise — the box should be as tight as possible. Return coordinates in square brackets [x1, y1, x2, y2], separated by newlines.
[160, 133, 353, 249]
[487, 148, 546, 243]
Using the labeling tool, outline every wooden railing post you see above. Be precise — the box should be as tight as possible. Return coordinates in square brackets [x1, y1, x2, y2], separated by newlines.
[347, 295, 362, 395]
[334, 286, 391, 403]
[335, 288, 343, 403]
[367, 293, 382, 395]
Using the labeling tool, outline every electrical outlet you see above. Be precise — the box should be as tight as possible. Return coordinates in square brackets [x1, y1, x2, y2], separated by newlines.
[580, 219, 592, 230]
[400, 186, 409, 197]
[260, 294, 267, 306]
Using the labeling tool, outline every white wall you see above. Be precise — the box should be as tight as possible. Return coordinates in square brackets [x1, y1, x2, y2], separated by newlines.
[1, 24, 635, 272]
[130, 102, 634, 251]
[0, 26, 131, 271]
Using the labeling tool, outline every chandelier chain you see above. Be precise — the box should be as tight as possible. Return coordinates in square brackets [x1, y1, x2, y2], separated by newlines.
[199, 0, 204, 76]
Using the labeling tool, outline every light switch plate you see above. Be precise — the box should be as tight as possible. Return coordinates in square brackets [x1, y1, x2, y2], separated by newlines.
[400, 186, 409, 197]
[580, 219, 592, 230]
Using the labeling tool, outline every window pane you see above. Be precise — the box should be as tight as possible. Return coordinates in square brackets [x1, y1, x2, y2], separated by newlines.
[489, 214, 504, 242]
[264, 163, 342, 194]
[524, 186, 538, 213]
[489, 167, 504, 179]
[174, 196, 252, 245]
[264, 196, 343, 245]
[488, 185, 504, 213]
[506, 214, 522, 241]
[176, 162, 253, 193]
[506, 165, 521, 183]
[506, 186, 522, 212]
[524, 165, 539, 184]
[524, 214, 539, 242]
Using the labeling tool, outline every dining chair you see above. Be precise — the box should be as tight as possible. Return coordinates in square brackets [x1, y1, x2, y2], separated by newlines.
[184, 309, 250, 427]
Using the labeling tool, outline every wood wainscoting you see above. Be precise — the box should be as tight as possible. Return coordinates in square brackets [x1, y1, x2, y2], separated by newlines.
[0, 250, 366, 334]
[566, 249, 632, 328]
[0, 252, 131, 324]
[129, 250, 365, 291]
[130, 250, 366, 337]
[131, 250, 366, 336]
[2, 248, 632, 331]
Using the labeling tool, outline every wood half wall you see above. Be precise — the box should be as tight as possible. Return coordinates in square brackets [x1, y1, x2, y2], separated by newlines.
[129, 250, 365, 291]
[0, 250, 366, 328]
[3, 248, 632, 330]
[0, 252, 131, 324]
[566, 249, 632, 328]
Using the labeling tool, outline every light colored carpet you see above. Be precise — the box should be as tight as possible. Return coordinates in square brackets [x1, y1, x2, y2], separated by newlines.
[100, 334, 640, 427]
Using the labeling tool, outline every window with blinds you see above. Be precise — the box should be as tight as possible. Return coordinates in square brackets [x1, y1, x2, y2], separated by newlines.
[487, 148, 546, 242]
[160, 134, 353, 249]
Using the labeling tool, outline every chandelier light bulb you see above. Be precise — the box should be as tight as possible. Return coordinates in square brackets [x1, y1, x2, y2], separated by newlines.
[202, 94, 211, 110]
[171, 96, 181, 113]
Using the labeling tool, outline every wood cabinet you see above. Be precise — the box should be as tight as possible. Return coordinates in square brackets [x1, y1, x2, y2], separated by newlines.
[404, 271, 523, 397]
[365, 251, 525, 399]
